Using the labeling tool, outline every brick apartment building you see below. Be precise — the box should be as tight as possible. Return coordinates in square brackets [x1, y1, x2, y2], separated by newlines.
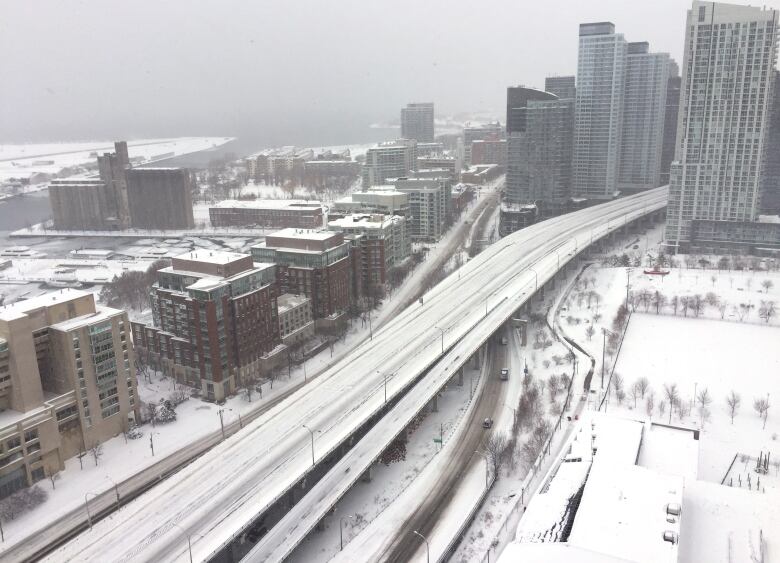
[131, 250, 282, 402]
[209, 200, 324, 229]
[0, 290, 138, 498]
[251, 229, 352, 320]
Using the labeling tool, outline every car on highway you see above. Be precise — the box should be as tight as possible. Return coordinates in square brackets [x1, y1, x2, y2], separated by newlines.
[482, 417, 493, 429]
[500, 368, 509, 380]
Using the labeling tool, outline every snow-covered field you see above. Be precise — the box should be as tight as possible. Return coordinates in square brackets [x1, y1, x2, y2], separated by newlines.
[0, 137, 234, 183]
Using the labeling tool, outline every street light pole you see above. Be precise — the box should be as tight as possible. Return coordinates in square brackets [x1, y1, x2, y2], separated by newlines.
[601, 329, 606, 389]
[625, 267, 633, 309]
[84, 492, 98, 530]
[434, 326, 445, 353]
[302, 424, 316, 466]
[413, 530, 430, 563]
[106, 475, 120, 507]
[218, 408, 226, 440]
[172, 523, 194, 563]
[149, 432, 159, 457]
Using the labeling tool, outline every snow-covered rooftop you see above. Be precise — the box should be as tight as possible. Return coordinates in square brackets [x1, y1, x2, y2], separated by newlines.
[49, 306, 124, 332]
[327, 214, 397, 230]
[267, 228, 338, 241]
[175, 248, 248, 265]
[277, 293, 310, 313]
[210, 199, 322, 210]
[0, 288, 90, 321]
[567, 460, 683, 563]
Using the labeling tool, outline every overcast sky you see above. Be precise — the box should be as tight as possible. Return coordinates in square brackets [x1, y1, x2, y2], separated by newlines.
[3, 0, 779, 146]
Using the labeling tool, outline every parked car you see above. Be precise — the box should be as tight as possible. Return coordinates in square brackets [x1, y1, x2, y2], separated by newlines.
[482, 417, 493, 429]
[500, 368, 509, 381]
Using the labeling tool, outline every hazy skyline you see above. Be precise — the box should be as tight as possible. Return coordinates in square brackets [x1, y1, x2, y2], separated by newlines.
[3, 0, 779, 147]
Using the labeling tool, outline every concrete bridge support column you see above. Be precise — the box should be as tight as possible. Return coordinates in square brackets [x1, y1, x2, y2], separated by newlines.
[361, 466, 373, 483]
[458, 366, 464, 386]
[429, 394, 439, 413]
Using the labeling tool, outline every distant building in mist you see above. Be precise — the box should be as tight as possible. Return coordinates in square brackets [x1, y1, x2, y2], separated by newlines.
[504, 85, 575, 223]
[361, 139, 418, 187]
[400, 102, 435, 143]
[618, 42, 672, 194]
[660, 69, 681, 187]
[463, 122, 503, 166]
[573, 22, 627, 200]
[544, 76, 576, 101]
[126, 168, 195, 230]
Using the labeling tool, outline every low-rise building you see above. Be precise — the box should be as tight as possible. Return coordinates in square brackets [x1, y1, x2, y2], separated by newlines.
[499, 203, 538, 237]
[132, 250, 282, 402]
[0, 290, 138, 497]
[277, 294, 314, 346]
[328, 214, 410, 293]
[331, 189, 409, 219]
[251, 229, 353, 320]
[208, 199, 324, 229]
[471, 139, 507, 166]
[461, 164, 502, 184]
[417, 156, 459, 178]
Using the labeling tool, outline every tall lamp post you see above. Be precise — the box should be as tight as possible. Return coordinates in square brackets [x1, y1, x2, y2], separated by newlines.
[302, 424, 318, 466]
[84, 492, 99, 530]
[172, 523, 194, 563]
[434, 325, 445, 353]
[105, 475, 120, 507]
[413, 530, 430, 563]
[528, 267, 538, 291]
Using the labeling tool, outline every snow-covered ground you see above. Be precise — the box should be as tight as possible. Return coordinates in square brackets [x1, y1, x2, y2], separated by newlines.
[0, 137, 234, 184]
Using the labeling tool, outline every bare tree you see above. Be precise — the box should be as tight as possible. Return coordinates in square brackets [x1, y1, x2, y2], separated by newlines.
[718, 300, 728, 319]
[89, 443, 104, 467]
[726, 391, 741, 424]
[48, 471, 61, 490]
[759, 300, 776, 324]
[653, 291, 667, 314]
[630, 382, 641, 408]
[690, 294, 705, 317]
[697, 388, 713, 427]
[762, 279, 774, 294]
[754, 397, 771, 429]
[645, 392, 655, 418]
[635, 376, 650, 399]
[670, 295, 680, 315]
[663, 384, 680, 423]
[585, 325, 595, 341]
[658, 399, 667, 418]
[547, 374, 560, 402]
[483, 434, 509, 481]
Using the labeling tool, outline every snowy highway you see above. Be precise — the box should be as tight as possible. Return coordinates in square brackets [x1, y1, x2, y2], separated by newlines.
[47, 187, 667, 563]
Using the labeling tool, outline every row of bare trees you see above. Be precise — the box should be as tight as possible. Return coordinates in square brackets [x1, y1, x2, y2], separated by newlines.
[605, 376, 772, 430]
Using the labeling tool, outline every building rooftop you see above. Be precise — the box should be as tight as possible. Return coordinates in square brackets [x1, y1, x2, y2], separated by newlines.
[0, 288, 91, 322]
[175, 249, 248, 265]
[327, 214, 398, 230]
[277, 293, 311, 313]
[267, 228, 340, 241]
[210, 199, 323, 210]
[49, 305, 124, 332]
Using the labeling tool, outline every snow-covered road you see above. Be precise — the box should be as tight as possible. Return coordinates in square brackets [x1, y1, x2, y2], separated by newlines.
[47, 187, 667, 563]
